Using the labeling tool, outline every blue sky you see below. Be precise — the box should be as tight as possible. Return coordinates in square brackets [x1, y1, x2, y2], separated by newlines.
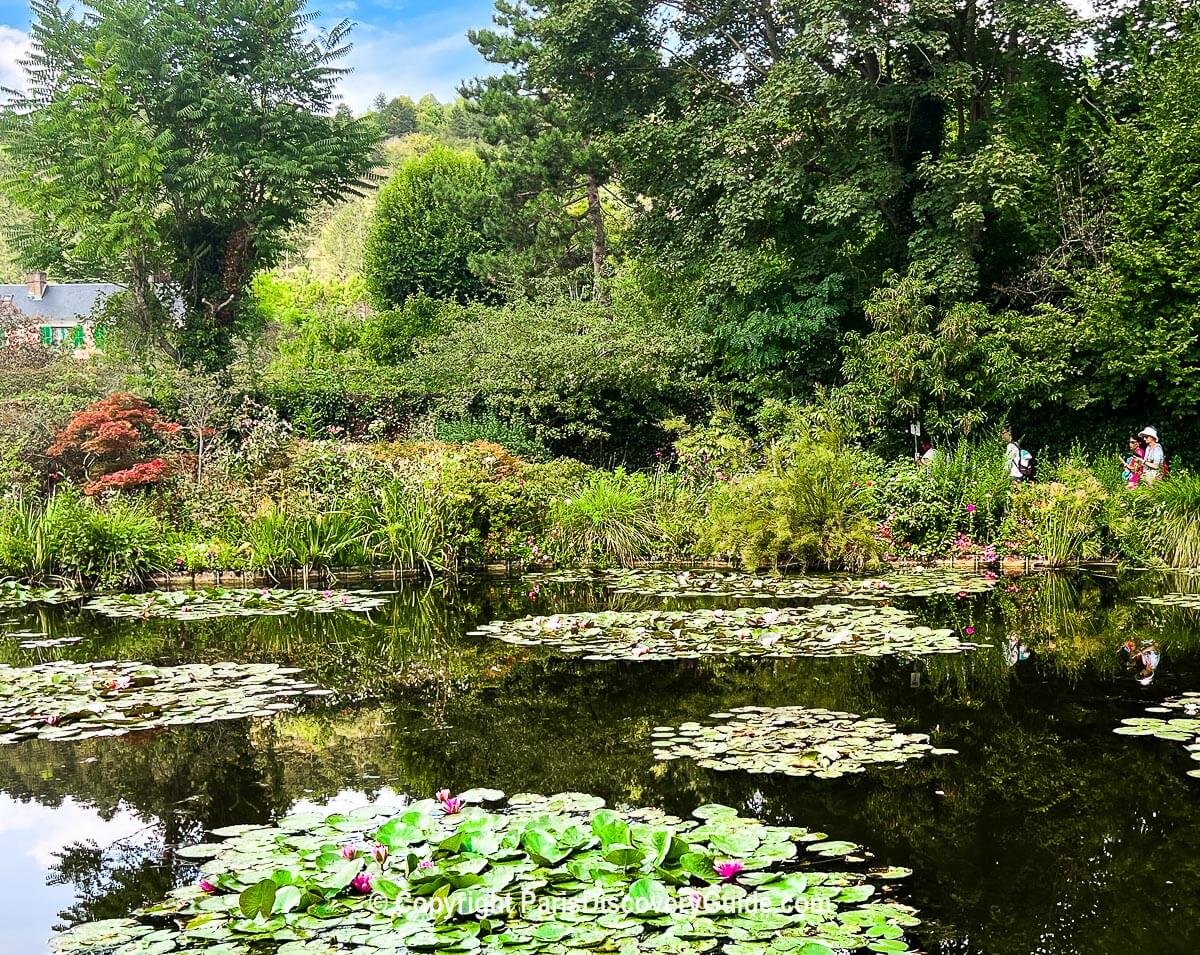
[0, 0, 499, 111]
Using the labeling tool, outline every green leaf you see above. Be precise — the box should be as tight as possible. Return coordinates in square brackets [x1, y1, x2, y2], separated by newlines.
[626, 878, 672, 916]
[238, 879, 278, 920]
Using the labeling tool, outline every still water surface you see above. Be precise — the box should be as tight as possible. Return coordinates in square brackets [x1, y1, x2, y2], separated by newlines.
[2, 571, 1200, 954]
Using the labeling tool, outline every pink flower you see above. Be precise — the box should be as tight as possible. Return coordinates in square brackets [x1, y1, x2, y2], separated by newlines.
[965, 627, 975, 635]
[322, 590, 334, 598]
[441, 797, 464, 815]
[714, 860, 744, 882]
[350, 872, 373, 894]
[370, 843, 388, 865]
[684, 888, 703, 909]
[341, 844, 359, 860]
[435, 788, 452, 802]
[966, 504, 977, 513]
[956, 591, 967, 599]
[199, 879, 217, 894]
[418, 858, 435, 870]
[43, 714, 59, 726]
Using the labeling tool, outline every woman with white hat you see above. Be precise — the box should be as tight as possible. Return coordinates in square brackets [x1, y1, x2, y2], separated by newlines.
[1140, 427, 1164, 483]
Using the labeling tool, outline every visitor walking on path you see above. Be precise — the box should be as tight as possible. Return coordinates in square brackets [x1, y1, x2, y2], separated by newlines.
[1003, 430, 1023, 481]
[1140, 427, 1165, 483]
[1123, 435, 1146, 488]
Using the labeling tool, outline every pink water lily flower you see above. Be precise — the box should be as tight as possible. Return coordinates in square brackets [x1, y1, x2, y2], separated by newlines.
[684, 888, 703, 909]
[370, 843, 388, 865]
[199, 879, 217, 894]
[441, 797, 464, 815]
[435, 788, 452, 803]
[322, 590, 334, 598]
[714, 860, 744, 882]
[418, 858, 435, 870]
[350, 872, 373, 894]
[341, 844, 359, 860]
[761, 609, 781, 626]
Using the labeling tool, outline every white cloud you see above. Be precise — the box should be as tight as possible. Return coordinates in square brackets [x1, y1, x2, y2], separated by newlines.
[334, 19, 489, 108]
[0, 793, 148, 867]
[0, 24, 29, 92]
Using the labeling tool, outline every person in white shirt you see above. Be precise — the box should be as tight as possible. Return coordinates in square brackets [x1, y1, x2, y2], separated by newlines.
[1139, 427, 1165, 483]
[1003, 429, 1022, 480]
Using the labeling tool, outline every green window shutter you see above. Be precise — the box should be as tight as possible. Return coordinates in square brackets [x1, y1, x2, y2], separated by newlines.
[72, 325, 84, 347]
[40, 326, 52, 345]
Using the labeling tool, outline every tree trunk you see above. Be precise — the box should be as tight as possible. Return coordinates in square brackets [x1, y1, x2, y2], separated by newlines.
[584, 175, 609, 304]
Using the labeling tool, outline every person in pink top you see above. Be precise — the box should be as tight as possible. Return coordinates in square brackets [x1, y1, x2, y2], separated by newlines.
[1122, 434, 1145, 488]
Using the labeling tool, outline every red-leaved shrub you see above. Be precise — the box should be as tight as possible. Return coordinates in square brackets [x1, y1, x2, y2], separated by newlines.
[48, 394, 180, 494]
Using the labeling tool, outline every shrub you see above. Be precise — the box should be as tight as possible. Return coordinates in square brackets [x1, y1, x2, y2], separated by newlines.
[1136, 474, 1200, 568]
[47, 393, 181, 494]
[873, 440, 1011, 555]
[363, 145, 495, 308]
[429, 413, 549, 461]
[404, 297, 701, 462]
[999, 471, 1108, 565]
[0, 486, 167, 586]
[550, 469, 661, 566]
[698, 442, 881, 570]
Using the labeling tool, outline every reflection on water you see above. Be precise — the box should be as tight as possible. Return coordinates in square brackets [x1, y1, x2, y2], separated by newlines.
[3, 571, 1200, 952]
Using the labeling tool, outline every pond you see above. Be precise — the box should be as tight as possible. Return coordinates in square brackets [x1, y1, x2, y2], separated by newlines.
[2, 569, 1200, 954]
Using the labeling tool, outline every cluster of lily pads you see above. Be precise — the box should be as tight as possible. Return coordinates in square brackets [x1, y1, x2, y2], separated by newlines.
[524, 568, 997, 601]
[471, 604, 977, 661]
[0, 579, 82, 609]
[84, 588, 390, 621]
[1114, 692, 1200, 777]
[651, 707, 957, 779]
[1134, 593, 1200, 611]
[52, 789, 921, 955]
[0, 660, 331, 744]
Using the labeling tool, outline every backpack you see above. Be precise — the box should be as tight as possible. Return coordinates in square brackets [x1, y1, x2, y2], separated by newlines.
[1018, 453, 1036, 481]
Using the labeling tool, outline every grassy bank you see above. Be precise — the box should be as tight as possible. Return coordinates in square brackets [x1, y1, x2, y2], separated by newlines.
[2, 408, 1198, 589]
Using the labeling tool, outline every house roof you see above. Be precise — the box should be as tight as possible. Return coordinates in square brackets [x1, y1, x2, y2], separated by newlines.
[0, 283, 123, 325]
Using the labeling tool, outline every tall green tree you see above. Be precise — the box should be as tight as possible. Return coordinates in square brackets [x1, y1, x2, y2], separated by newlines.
[362, 145, 495, 308]
[466, 0, 655, 300]
[1, 0, 378, 366]
[494, 0, 1081, 389]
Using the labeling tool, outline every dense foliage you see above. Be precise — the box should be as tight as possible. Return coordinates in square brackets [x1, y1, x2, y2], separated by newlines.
[2, 0, 378, 366]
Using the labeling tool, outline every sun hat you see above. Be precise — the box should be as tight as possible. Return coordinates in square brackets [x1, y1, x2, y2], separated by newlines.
[1139, 426, 1159, 440]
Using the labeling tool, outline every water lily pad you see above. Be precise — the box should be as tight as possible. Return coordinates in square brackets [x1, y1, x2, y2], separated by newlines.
[51, 790, 920, 955]
[0, 660, 327, 745]
[1114, 692, 1200, 777]
[525, 568, 996, 601]
[472, 605, 978, 661]
[0, 579, 83, 609]
[84, 587, 388, 621]
[651, 707, 952, 778]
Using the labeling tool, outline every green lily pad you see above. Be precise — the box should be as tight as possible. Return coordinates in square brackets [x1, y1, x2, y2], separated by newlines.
[651, 706, 951, 778]
[0, 660, 327, 745]
[1114, 692, 1200, 778]
[524, 568, 997, 601]
[84, 587, 388, 621]
[51, 790, 920, 955]
[471, 605, 978, 661]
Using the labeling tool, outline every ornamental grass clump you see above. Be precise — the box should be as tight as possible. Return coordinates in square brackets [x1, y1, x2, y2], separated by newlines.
[699, 442, 881, 571]
[550, 469, 661, 565]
